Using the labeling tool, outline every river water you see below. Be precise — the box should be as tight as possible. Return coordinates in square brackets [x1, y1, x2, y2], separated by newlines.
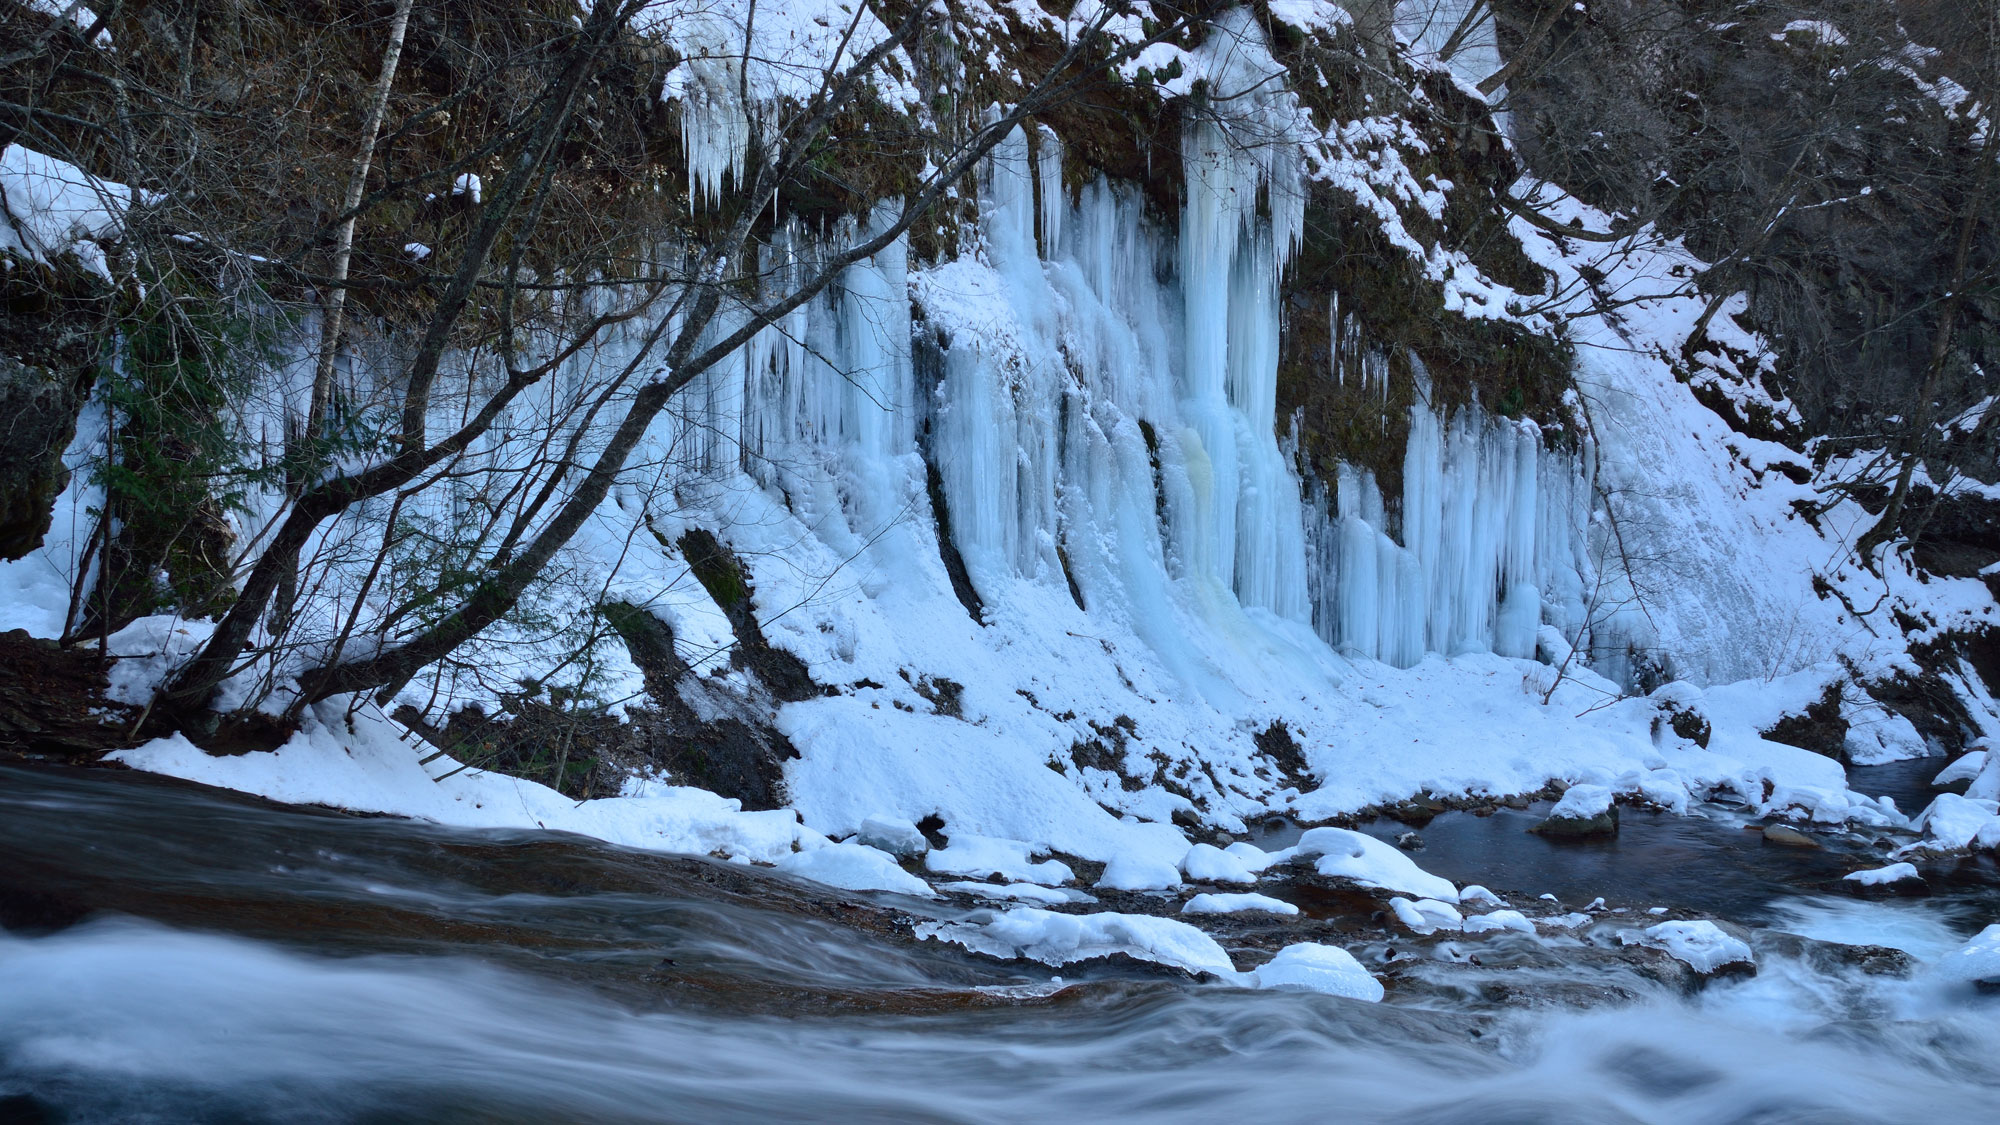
[2, 760, 1997, 1123]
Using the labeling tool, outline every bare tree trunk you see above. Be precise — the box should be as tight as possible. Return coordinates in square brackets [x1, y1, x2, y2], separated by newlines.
[271, 0, 415, 637]
[306, 0, 414, 445]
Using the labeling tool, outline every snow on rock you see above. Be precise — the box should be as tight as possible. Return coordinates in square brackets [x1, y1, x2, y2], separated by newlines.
[937, 882, 1092, 906]
[1096, 853, 1184, 892]
[1182, 892, 1299, 916]
[2, 143, 136, 279]
[1842, 863, 1922, 887]
[1460, 885, 1505, 907]
[1223, 841, 1286, 872]
[1630, 920, 1755, 974]
[109, 706, 809, 863]
[1462, 909, 1535, 935]
[775, 841, 933, 897]
[1296, 827, 1458, 902]
[1249, 943, 1384, 1001]
[924, 835, 1076, 885]
[1933, 923, 2000, 986]
[452, 173, 481, 203]
[1911, 793, 2000, 852]
[1548, 783, 1614, 820]
[1390, 897, 1463, 934]
[1964, 754, 2000, 803]
[1935, 750, 1988, 788]
[1180, 843, 1257, 884]
[915, 907, 1236, 976]
[855, 814, 929, 857]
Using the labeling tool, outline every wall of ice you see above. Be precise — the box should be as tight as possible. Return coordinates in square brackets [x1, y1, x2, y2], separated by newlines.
[665, 138, 1591, 686]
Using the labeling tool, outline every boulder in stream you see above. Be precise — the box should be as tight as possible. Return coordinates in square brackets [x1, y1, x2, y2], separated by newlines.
[1530, 784, 1619, 839]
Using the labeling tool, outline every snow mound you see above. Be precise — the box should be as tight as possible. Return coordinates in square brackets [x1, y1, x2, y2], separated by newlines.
[1460, 885, 1504, 907]
[1180, 843, 1256, 884]
[1935, 751, 1988, 788]
[1223, 841, 1285, 872]
[1842, 863, 1921, 887]
[1182, 892, 1298, 916]
[1249, 943, 1384, 1001]
[915, 907, 1235, 976]
[1462, 909, 1535, 934]
[1934, 924, 2000, 986]
[1911, 793, 2000, 851]
[2, 143, 136, 279]
[1096, 853, 1183, 891]
[775, 841, 933, 897]
[924, 835, 1076, 884]
[855, 814, 929, 857]
[1631, 920, 1754, 974]
[1295, 827, 1458, 902]
[1390, 897, 1463, 934]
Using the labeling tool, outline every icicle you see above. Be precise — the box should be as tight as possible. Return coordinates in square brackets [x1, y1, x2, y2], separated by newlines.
[1036, 123, 1065, 259]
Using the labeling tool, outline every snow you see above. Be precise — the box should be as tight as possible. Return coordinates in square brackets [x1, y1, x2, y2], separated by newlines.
[1842, 863, 1921, 888]
[775, 840, 933, 897]
[1462, 909, 1535, 935]
[1096, 853, 1183, 892]
[1460, 885, 1504, 907]
[1180, 843, 1257, 884]
[1390, 897, 1463, 934]
[936, 882, 1089, 906]
[1933, 924, 2000, 986]
[1296, 827, 1459, 902]
[1547, 784, 1614, 821]
[1911, 794, 2000, 852]
[923, 835, 1076, 885]
[854, 814, 929, 857]
[108, 705, 810, 864]
[451, 173, 481, 204]
[915, 907, 1236, 977]
[1182, 892, 1299, 916]
[2, 143, 136, 279]
[1631, 921, 1754, 974]
[104, 616, 217, 706]
[1248, 942, 1383, 1001]
[1935, 750, 1988, 788]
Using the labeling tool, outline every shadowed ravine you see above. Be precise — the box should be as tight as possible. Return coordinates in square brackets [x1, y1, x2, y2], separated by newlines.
[3, 762, 2000, 1124]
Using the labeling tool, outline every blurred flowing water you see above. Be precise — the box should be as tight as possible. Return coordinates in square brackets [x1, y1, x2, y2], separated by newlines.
[3, 761, 1999, 1124]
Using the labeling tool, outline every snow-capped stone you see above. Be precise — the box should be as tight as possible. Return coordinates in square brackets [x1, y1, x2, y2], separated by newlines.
[1532, 784, 1619, 838]
[1934, 923, 2000, 987]
[1295, 827, 1458, 901]
[1630, 920, 1754, 974]
[855, 814, 929, 857]
[1934, 750, 1988, 789]
[1390, 897, 1462, 934]
[1182, 892, 1298, 916]
[1462, 909, 1535, 934]
[924, 835, 1074, 884]
[1096, 853, 1183, 891]
[1912, 793, 2000, 851]
[1250, 943, 1384, 1001]
[916, 907, 1235, 976]
[775, 840, 934, 897]
[1841, 862, 1921, 887]
[1180, 842, 1256, 884]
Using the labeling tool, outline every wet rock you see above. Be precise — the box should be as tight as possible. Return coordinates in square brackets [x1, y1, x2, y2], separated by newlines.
[1395, 831, 1425, 851]
[1759, 824, 1821, 848]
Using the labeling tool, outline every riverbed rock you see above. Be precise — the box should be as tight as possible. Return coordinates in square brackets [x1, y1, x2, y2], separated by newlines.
[1760, 823, 1821, 848]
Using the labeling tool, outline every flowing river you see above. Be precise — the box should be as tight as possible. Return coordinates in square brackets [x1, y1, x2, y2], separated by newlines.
[3, 760, 1997, 1124]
